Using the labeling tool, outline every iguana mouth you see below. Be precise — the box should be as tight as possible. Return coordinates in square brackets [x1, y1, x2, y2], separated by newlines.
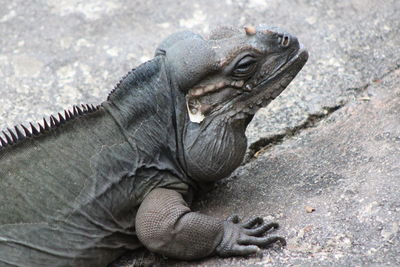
[251, 45, 308, 95]
[186, 80, 246, 123]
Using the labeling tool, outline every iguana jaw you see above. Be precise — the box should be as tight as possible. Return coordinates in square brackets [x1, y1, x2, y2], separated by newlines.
[186, 44, 308, 123]
[186, 79, 245, 123]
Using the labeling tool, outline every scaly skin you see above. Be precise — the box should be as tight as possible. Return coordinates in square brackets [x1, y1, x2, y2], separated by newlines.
[0, 25, 308, 266]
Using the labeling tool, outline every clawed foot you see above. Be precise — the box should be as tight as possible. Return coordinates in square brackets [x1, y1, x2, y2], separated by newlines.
[215, 215, 286, 257]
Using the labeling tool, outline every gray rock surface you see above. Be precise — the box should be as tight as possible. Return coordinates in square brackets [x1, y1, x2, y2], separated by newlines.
[1, 0, 399, 266]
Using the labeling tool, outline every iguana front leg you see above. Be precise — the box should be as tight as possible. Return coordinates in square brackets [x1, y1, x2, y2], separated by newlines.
[135, 188, 285, 260]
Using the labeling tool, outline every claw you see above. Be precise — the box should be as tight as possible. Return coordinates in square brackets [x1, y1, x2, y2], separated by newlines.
[231, 245, 259, 256]
[238, 235, 286, 247]
[244, 222, 279, 236]
[241, 217, 264, 228]
[266, 236, 286, 247]
[276, 237, 287, 247]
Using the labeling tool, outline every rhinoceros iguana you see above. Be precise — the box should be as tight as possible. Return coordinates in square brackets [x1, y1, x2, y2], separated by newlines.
[0, 25, 308, 266]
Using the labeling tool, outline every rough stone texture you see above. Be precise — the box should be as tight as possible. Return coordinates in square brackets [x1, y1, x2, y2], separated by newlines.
[1, 0, 399, 266]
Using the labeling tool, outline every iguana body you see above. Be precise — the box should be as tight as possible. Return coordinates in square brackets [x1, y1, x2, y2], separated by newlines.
[0, 25, 308, 266]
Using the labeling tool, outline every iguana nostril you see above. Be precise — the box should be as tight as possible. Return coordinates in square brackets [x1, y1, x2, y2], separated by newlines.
[281, 35, 290, 47]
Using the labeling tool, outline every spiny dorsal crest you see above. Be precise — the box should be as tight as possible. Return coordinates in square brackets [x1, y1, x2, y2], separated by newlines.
[107, 68, 136, 101]
[0, 104, 99, 149]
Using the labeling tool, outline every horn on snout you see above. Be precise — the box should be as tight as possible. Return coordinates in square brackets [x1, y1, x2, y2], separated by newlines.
[244, 25, 256, 36]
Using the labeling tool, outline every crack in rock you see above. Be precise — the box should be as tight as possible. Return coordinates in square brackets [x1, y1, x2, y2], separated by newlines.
[244, 64, 400, 164]
[244, 104, 344, 163]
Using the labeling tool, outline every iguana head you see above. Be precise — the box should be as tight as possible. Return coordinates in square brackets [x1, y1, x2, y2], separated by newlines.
[157, 25, 308, 183]
[157, 25, 308, 124]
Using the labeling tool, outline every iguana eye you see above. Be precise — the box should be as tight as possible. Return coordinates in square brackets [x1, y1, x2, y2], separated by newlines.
[232, 55, 257, 78]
